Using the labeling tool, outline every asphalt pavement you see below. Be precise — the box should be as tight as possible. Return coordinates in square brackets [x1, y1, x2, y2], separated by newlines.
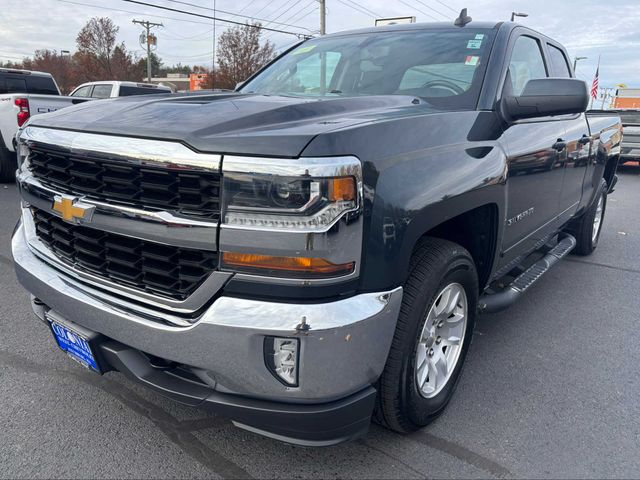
[1, 167, 640, 479]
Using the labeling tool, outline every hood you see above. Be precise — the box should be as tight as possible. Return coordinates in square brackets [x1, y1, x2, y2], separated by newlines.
[30, 93, 439, 157]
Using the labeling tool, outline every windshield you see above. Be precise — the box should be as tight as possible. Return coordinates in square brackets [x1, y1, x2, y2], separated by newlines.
[240, 27, 496, 110]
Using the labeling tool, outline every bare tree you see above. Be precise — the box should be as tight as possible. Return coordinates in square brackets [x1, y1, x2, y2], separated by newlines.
[211, 22, 276, 90]
[76, 17, 119, 78]
[21, 50, 74, 94]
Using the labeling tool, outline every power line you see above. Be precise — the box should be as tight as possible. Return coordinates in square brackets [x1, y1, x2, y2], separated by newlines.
[250, 1, 277, 19]
[286, 4, 319, 27]
[413, 0, 450, 20]
[398, 0, 439, 21]
[159, 0, 312, 31]
[263, 2, 317, 40]
[261, 0, 305, 28]
[344, 0, 381, 17]
[434, 0, 459, 14]
[53, 0, 224, 27]
[335, 0, 376, 18]
[163, 27, 221, 40]
[265, 0, 316, 29]
[121, 0, 311, 37]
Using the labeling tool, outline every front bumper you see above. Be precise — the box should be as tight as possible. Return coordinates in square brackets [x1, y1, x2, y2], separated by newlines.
[12, 220, 403, 444]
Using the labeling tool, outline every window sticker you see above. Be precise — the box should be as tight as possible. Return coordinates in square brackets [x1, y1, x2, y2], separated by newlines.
[292, 45, 316, 55]
[467, 39, 482, 49]
[465, 55, 480, 66]
[475, 33, 485, 40]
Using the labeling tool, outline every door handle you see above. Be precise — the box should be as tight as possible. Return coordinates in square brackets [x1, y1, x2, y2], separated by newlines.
[578, 135, 591, 145]
[552, 139, 567, 151]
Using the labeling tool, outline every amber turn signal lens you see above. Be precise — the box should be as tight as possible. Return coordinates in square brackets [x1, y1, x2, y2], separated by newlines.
[222, 252, 355, 276]
[329, 177, 356, 202]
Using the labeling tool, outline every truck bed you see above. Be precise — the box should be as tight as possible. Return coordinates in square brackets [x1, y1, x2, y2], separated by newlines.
[589, 109, 636, 161]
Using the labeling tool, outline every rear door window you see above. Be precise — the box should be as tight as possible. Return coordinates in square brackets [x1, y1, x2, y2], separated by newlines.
[547, 44, 572, 78]
[91, 84, 113, 99]
[71, 85, 92, 97]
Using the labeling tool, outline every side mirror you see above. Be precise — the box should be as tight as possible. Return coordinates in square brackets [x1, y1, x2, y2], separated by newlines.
[235, 81, 245, 91]
[501, 78, 589, 122]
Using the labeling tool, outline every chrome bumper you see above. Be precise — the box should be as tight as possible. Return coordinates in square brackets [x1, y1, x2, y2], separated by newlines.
[12, 220, 402, 402]
[620, 144, 640, 159]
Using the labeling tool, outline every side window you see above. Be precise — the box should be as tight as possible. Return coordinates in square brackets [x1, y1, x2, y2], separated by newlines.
[71, 86, 92, 97]
[547, 44, 572, 78]
[119, 86, 167, 96]
[508, 36, 547, 95]
[91, 84, 113, 99]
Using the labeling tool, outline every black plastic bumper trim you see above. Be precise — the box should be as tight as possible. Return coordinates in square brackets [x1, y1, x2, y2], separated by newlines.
[99, 341, 375, 446]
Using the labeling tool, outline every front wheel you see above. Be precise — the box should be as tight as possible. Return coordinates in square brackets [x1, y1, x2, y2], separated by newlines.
[374, 237, 478, 433]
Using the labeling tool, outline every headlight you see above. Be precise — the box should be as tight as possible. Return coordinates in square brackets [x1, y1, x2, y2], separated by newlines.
[221, 156, 360, 232]
[16, 128, 30, 169]
[220, 155, 363, 282]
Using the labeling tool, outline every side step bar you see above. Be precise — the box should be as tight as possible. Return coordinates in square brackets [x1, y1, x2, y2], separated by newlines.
[478, 234, 576, 314]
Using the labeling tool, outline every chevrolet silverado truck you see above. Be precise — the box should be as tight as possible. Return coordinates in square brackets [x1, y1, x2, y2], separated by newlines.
[11, 17, 622, 446]
[0, 68, 89, 182]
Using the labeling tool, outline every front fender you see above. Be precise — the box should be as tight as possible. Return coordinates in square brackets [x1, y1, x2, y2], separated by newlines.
[362, 143, 507, 291]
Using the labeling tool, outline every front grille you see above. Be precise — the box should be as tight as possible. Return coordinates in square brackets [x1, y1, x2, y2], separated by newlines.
[32, 208, 218, 300]
[28, 145, 220, 220]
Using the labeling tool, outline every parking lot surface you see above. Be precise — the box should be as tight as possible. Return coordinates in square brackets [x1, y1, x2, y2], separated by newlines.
[1, 167, 640, 479]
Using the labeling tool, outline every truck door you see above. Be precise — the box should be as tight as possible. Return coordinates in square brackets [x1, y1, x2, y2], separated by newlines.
[500, 34, 567, 262]
[545, 42, 591, 222]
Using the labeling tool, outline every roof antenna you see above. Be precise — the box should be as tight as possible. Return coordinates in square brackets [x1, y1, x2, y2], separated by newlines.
[454, 8, 472, 27]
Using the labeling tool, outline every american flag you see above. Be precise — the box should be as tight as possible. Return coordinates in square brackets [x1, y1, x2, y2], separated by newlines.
[590, 66, 599, 100]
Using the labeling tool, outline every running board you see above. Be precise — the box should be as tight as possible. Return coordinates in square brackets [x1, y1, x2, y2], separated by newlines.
[478, 234, 576, 314]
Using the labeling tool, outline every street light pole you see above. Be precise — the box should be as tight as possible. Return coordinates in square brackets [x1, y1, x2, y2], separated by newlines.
[511, 12, 528, 21]
[573, 56, 587, 72]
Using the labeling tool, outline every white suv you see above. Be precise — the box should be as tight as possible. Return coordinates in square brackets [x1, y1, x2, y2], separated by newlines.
[69, 81, 172, 98]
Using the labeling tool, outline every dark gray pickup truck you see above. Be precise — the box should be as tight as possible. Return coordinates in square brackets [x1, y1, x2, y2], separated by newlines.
[11, 17, 621, 446]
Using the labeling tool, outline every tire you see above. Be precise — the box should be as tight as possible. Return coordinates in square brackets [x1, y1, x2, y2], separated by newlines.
[374, 237, 478, 433]
[0, 136, 16, 183]
[569, 179, 607, 256]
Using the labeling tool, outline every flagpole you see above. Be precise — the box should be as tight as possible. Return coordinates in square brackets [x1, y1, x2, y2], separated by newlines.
[590, 55, 600, 110]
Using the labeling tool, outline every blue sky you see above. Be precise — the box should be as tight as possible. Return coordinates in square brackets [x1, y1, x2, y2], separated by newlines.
[0, 0, 634, 96]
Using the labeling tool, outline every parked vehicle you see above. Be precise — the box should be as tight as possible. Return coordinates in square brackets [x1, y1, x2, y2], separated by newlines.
[12, 18, 622, 446]
[0, 68, 88, 182]
[591, 109, 640, 163]
[69, 81, 172, 98]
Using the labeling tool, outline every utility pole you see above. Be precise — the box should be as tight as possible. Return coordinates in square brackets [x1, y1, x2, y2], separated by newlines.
[319, 0, 326, 94]
[132, 19, 163, 82]
[212, 0, 216, 89]
[319, 0, 326, 35]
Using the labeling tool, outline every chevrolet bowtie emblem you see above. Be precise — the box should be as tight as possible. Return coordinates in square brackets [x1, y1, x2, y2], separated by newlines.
[52, 196, 93, 223]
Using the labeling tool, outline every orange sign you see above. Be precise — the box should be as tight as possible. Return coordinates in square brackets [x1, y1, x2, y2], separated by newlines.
[614, 97, 640, 109]
[190, 73, 210, 91]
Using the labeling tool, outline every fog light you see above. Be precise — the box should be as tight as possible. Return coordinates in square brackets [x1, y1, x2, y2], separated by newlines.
[264, 337, 299, 386]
